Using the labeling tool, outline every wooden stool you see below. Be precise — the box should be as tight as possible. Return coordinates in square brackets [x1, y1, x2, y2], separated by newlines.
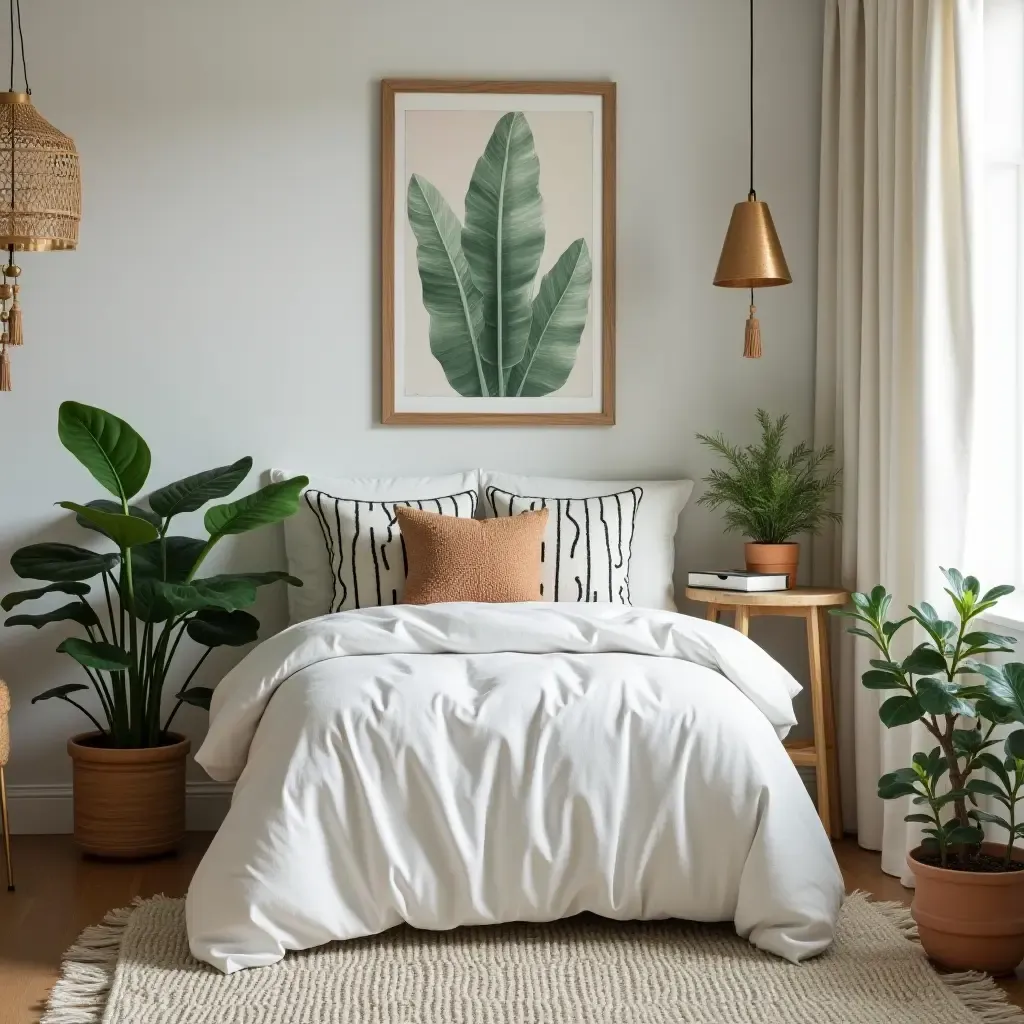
[0, 679, 11, 890]
[684, 586, 847, 840]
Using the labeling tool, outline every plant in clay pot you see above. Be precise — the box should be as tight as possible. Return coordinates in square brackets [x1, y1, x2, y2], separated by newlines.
[3, 402, 307, 858]
[836, 568, 1024, 974]
[695, 410, 841, 588]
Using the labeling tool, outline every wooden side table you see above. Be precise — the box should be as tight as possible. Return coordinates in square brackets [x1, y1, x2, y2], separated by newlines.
[684, 586, 847, 840]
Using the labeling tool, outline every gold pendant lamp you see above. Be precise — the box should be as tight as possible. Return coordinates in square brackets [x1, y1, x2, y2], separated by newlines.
[0, 0, 80, 391]
[713, 0, 791, 358]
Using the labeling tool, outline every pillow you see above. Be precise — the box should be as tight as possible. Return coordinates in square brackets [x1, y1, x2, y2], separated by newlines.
[480, 473, 693, 610]
[485, 485, 642, 605]
[270, 470, 479, 621]
[397, 506, 548, 605]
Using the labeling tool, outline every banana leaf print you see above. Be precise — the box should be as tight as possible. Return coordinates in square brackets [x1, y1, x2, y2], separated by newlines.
[407, 111, 592, 398]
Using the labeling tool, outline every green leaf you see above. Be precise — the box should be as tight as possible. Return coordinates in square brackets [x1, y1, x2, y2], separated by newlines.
[969, 809, 1012, 831]
[881, 766, 922, 787]
[904, 813, 937, 824]
[148, 457, 253, 519]
[407, 174, 488, 396]
[134, 576, 266, 622]
[175, 686, 213, 711]
[56, 637, 132, 671]
[942, 567, 966, 596]
[916, 677, 976, 717]
[975, 751, 1012, 789]
[5, 601, 98, 630]
[902, 645, 948, 676]
[946, 825, 984, 846]
[204, 477, 308, 539]
[57, 401, 151, 500]
[200, 571, 302, 589]
[186, 609, 259, 648]
[985, 663, 1024, 722]
[966, 778, 1007, 799]
[11, 543, 119, 582]
[131, 537, 207, 584]
[862, 670, 904, 690]
[977, 698, 1018, 726]
[882, 616, 914, 638]
[73, 499, 160, 539]
[963, 631, 1017, 650]
[1, 581, 90, 611]
[461, 111, 545, 391]
[952, 728, 985, 754]
[31, 682, 88, 704]
[980, 584, 1016, 605]
[507, 238, 592, 397]
[878, 780, 919, 799]
[879, 694, 925, 728]
[1007, 729, 1024, 760]
[848, 627, 885, 647]
[850, 592, 872, 611]
[59, 502, 159, 549]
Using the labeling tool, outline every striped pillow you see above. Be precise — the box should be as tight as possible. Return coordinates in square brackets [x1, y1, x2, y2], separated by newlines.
[303, 489, 478, 611]
[484, 486, 643, 604]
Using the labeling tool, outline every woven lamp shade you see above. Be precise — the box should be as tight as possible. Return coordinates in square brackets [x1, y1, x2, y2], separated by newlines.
[0, 91, 80, 252]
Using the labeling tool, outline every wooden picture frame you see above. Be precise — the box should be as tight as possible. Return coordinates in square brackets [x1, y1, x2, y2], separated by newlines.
[381, 79, 616, 425]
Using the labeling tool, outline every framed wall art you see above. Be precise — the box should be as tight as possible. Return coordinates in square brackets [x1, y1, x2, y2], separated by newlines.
[381, 79, 616, 425]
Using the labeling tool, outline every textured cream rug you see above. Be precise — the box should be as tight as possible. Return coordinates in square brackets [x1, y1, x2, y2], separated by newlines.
[41, 892, 1023, 1024]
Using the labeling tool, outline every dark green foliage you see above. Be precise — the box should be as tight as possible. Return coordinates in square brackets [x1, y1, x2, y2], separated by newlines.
[4, 402, 307, 749]
[836, 567, 1024, 868]
[695, 410, 842, 544]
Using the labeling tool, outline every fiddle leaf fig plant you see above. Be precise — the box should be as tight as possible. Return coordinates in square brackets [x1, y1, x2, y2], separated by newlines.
[3, 401, 307, 748]
[835, 568, 1024, 869]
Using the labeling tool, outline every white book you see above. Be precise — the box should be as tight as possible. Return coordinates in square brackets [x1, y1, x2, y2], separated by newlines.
[688, 570, 789, 592]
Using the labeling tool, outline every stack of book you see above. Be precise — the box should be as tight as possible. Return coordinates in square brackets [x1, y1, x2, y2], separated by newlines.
[687, 570, 789, 592]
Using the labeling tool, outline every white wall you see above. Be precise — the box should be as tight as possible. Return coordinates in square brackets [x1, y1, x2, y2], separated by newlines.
[0, 0, 824, 806]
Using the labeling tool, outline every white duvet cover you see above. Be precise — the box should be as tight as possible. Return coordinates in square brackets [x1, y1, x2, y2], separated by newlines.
[188, 603, 843, 973]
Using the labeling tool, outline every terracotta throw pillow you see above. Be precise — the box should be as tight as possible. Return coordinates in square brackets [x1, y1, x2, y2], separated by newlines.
[396, 505, 548, 605]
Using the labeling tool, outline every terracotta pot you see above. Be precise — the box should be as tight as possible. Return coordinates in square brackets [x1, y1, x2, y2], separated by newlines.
[908, 842, 1024, 975]
[68, 732, 190, 859]
[744, 541, 799, 589]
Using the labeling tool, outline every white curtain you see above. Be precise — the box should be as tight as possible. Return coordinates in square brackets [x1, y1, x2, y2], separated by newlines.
[813, 0, 985, 882]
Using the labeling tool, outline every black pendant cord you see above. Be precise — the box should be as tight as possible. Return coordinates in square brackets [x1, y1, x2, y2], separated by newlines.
[749, 0, 757, 201]
[8, 0, 28, 95]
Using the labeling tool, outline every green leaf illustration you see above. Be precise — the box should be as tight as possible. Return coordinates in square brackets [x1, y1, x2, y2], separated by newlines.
[461, 112, 545, 393]
[509, 238, 592, 396]
[407, 174, 489, 396]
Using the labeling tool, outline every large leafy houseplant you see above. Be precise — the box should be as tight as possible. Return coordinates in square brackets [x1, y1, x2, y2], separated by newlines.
[3, 402, 308, 749]
[408, 111, 592, 398]
[836, 569, 1024, 869]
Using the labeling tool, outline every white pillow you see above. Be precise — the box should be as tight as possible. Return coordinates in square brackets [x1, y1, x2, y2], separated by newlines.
[270, 471, 479, 622]
[480, 472, 693, 611]
[485, 485, 643, 605]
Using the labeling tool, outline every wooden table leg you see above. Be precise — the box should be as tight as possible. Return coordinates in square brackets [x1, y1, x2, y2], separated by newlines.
[705, 605, 719, 623]
[733, 606, 750, 636]
[817, 607, 843, 838]
[805, 608, 836, 839]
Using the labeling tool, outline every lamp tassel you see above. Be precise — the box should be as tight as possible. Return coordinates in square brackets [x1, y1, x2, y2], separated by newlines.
[743, 303, 762, 359]
[0, 337, 11, 392]
[7, 286, 22, 347]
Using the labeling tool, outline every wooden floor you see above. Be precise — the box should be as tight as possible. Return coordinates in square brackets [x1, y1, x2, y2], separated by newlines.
[0, 835, 1021, 1023]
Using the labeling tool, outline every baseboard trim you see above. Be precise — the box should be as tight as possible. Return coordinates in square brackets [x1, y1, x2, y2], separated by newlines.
[5, 781, 233, 834]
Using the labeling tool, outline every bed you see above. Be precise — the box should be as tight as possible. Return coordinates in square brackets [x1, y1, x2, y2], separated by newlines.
[186, 601, 844, 973]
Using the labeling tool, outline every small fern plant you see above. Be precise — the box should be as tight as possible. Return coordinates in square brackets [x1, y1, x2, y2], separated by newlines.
[696, 410, 842, 544]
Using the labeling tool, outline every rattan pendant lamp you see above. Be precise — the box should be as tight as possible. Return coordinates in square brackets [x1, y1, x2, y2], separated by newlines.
[0, 0, 80, 391]
[713, 0, 790, 358]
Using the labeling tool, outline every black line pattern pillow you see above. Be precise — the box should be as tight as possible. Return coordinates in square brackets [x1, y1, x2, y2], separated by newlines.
[484, 486, 643, 604]
[304, 489, 478, 611]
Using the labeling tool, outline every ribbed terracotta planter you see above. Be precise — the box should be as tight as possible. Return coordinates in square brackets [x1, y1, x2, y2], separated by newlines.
[68, 732, 189, 859]
[909, 843, 1024, 976]
[744, 541, 799, 589]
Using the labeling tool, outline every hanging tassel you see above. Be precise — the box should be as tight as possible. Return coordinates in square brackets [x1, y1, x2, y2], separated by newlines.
[0, 343, 11, 393]
[743, 303, 762, 359]
[8, 285, 22, 347]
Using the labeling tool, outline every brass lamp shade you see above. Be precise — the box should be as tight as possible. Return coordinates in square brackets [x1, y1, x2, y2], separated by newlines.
[713, 196, 791, 289]
[0, 92, 80, 252]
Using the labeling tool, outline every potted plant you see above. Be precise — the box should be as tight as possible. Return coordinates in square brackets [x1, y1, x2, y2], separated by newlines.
[695, 410, 841, 587]
[3, 402, 307, 858]
[836, 569, 1024, 974]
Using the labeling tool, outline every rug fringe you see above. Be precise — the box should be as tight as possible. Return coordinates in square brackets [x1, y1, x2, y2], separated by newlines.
[858, 890, 1024, 1023]
[40, 896, 169, 1024]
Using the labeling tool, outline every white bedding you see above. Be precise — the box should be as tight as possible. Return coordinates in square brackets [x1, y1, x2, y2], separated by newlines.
[188, 603, 843, 973]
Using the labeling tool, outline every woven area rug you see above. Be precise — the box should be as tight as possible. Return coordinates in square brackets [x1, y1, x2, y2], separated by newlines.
[41, 892, 1023, 1024]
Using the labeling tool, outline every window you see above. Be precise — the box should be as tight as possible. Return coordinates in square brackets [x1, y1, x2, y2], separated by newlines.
[973, 0, 1024, 624]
